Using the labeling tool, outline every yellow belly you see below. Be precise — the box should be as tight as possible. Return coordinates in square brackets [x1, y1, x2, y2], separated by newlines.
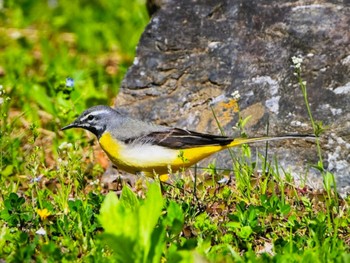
[98, 132, 226, 176]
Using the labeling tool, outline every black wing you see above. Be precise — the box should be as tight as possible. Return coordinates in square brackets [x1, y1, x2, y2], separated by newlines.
[124, 128, 233, 149]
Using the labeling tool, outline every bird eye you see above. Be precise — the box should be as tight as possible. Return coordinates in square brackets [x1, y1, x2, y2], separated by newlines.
[87, 115, 94, 121]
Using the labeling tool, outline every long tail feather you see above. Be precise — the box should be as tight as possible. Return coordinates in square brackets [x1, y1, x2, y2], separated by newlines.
[227, 134, 316, 148]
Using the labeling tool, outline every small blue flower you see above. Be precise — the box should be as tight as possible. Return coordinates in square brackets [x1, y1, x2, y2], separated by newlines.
[30, 175, 43, 183]
[66, 77, 74, 88]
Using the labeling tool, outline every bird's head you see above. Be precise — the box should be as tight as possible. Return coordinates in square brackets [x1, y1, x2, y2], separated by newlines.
[61, 105, 118, 138]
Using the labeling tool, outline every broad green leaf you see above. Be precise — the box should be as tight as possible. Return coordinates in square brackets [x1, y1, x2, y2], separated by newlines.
[101, 233, 137, 263]
[120, 183, 139, 211]
[139, 183, 163, 263]
[1, 165, 14, 177]
[238, 226, 253, 240]
[99, 191, 121, 234]
[323, 171, 335, 191]
[168, 250, 194, 263]
[99, 184, 165, 263]
[165, 201, 184, 236]
[31, 84, 55, 115]
[226, 222, 241, 230]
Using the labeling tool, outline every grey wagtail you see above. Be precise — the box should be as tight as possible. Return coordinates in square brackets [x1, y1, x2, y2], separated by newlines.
[62, 105, 314, 177]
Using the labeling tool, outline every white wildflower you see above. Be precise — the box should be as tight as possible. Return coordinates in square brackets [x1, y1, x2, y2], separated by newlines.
[57, 158, 68, 167]
[217, 177, 230, 184]
[36, 227, 47, 236]
[231, 90, 241, 100]
[291, 55, 304, 69]
[89, 179, 100, 186]
[58, 142, 73, 150]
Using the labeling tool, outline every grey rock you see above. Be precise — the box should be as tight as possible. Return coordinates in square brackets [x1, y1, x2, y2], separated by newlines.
[115, 0, 350, 194]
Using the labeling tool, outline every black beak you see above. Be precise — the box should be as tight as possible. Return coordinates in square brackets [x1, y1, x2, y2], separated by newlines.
[61, 122, 79, 131]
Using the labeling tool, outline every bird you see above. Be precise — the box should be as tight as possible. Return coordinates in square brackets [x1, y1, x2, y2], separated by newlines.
[61, 105, 314, 177]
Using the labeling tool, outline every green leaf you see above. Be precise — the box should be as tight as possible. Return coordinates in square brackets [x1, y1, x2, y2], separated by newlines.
[100, 233, 137, 263]
[0, 210, 11, 221]
[99, 191, 120, 234]
[323, 171, 335, 192]
[279, 203, 291, 216]
[168, 250, 194, 263]
[226, 222, 241, 230]
[1, 165, 14, 177]
[99, 184, 165, 263]
[240, 115, 252, 129]
[238, 226, 253, 240]
[120, 184, 139, 211]
[31, 84, 55, 115]
[164, 201, 184, 236]
[139, 183, 163, 263]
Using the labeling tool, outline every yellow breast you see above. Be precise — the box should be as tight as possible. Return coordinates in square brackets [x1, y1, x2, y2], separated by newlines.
[98, 132, 226, 176]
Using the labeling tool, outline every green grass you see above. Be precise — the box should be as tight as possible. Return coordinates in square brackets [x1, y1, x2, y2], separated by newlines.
[1, 1, 350, 262]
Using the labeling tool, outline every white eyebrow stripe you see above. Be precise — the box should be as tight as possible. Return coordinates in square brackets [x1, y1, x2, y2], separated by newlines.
[80, 110, 110, 121]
